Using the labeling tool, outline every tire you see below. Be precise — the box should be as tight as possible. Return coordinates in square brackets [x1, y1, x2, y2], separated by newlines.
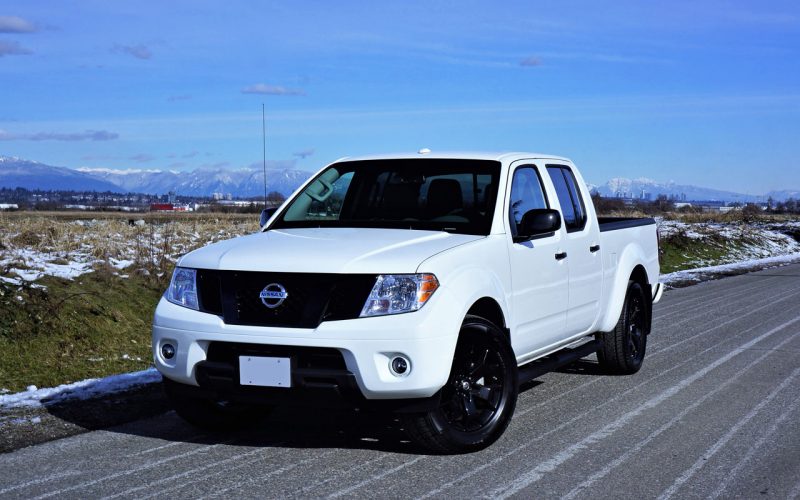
[163, 378, 272, 431]
[597, 281, 649, 375]
[403, 315, 518, 454]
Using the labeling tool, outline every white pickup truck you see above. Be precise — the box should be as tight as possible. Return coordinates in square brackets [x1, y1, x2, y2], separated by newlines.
[153, 151, 662, 453]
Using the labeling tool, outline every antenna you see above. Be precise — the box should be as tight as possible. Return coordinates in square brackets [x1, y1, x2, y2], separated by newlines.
[262, 103, 267, 208]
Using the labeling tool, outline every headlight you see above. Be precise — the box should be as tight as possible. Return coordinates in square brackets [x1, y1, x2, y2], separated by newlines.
[360, 274, 439, 317]
[166, 267, 199, 310]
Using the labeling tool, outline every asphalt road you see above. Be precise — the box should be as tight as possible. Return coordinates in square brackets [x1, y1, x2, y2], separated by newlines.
[2, 264, 800, 499]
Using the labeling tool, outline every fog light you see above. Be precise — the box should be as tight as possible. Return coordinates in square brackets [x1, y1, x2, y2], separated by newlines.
[161, 343, 176, 360]
[389, 356, 410, 377]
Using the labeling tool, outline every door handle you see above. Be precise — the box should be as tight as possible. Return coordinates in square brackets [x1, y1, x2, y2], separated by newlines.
[555, 251, 568, 261]
[589, 244, 600, 253]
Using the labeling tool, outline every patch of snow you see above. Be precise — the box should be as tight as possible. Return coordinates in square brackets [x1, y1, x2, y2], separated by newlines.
[0, 368, 162, 410]
[0, 276, 21, 286]
[110, 258, 134, 270]
[662, 252, 800, 287]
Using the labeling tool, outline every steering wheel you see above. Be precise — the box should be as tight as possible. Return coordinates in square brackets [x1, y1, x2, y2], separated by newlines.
[306, 178, 334, 202]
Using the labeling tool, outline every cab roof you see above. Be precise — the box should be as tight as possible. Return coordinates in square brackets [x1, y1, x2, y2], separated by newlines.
[336, 151, 571, 164]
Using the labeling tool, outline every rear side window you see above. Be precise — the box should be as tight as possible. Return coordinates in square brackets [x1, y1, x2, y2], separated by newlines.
[508, 166, 549, 237]
[546, 166, 587, 232]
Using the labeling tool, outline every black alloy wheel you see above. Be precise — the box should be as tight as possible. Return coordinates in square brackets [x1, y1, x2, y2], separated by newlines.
[403, 315, 518, 454]
[597, 281, 649, 375]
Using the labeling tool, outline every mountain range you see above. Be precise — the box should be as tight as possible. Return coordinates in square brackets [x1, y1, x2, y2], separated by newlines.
[0, 156, 313, 198]
[587, 177, 796, 203]
[0, 155, 797, 202]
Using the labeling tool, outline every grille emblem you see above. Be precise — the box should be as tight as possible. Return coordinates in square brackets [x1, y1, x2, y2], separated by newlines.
[259, 283, 288, 309]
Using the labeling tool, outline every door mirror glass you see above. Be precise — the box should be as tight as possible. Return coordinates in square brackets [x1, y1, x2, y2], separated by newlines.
[260, 207, 278, 228]
[514, 208, 561, 242]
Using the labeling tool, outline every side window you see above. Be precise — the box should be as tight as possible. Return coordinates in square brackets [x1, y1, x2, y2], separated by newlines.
[508, 166, 548, 237]
[546, 166, 587, 232]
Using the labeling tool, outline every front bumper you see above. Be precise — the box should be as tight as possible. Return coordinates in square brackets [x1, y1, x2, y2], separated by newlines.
[152, 286, 461, 401]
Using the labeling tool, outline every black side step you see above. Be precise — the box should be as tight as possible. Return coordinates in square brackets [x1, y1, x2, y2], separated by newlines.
[518, 338, 604, 385]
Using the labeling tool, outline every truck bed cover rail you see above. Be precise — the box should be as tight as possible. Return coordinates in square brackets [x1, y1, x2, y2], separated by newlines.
[598, 217, 656, 232]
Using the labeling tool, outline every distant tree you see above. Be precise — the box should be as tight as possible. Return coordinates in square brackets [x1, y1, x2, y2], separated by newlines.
[741, 203, 762, 222]
[653, 194, 674, 213]
[590, 192, 626, 215]
[266, 191, 286, 205]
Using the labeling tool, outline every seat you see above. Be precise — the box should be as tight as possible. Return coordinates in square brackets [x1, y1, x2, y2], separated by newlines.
[425, 179, 464, 219]
[379, 182, 420, 219]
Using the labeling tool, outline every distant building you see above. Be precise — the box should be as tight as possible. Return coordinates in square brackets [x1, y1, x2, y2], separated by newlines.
[150, 203, 175, 212]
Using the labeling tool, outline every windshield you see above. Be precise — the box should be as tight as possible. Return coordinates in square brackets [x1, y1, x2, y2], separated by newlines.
[272, 159, 501, 235]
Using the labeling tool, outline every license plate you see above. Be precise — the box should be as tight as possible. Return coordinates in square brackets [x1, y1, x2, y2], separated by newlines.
[239, 356, 291, 388]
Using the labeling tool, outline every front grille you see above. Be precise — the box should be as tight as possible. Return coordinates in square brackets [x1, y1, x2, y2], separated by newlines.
[195, 270, 376, 328]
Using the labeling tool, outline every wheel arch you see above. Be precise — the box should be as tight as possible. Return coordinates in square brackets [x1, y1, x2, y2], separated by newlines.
[598, 255, 652, 333]
[466, 297, 508, 338]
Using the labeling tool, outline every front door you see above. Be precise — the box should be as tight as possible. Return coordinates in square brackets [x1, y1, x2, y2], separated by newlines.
[505, 163, 569, 358]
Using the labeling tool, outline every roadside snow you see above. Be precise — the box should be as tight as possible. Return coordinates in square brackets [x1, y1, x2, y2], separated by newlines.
[0, 249, 94, 282]
[661, 252, 800, 287]
[0, 368, 162, 410]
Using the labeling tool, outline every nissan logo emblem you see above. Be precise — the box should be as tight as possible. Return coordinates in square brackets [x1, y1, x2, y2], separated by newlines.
[259, 283, 288, 309]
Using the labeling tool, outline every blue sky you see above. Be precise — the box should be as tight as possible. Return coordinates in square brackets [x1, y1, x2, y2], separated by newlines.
[0, 0, 798, 193]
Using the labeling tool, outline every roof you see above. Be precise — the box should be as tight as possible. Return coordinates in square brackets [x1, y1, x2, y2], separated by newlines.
[337, 151, 571, 163]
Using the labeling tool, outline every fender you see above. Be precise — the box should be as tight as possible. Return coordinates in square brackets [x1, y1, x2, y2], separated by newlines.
[597, 241, 651, 333]
[417, 235, 512, 331]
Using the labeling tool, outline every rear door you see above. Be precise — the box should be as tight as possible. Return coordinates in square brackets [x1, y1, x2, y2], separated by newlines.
[545, 164, 603, 334]
[505, 161, 569, 357]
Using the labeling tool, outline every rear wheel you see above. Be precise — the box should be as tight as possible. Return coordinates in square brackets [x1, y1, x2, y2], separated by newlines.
[597, 281, 649, 375]
[163, 378, 272, 431]
[403, 315, 518, 454]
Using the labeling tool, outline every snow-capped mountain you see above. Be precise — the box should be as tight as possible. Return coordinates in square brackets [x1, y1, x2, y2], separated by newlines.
[77, 165, 313, 197]
[0, 156, 122, 192]
[590, 177, 764, 202]
[0, 155, 313, 197]
[2, 156, 798, 202]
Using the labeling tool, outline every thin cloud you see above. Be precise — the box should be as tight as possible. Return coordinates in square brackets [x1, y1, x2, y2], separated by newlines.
[167, 94, 191, 102]
[249, 159, 297, 170]
[520, 56, 542, 67]
[0, 40, 32, 57]
[0, 129, 119, 141]
[0, 16, 37, 33]
[293, 148, 315, 159]
[130, 153, 155, 162]
[113, 43, 153, 60]
[241, 84, 305, 96]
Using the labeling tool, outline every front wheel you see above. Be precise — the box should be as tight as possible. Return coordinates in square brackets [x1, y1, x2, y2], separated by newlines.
[403, 315, 518, 454]
[597, 281, 649, 375]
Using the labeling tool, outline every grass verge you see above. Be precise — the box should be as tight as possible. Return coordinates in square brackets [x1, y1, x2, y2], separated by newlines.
[0, 271, 164, 393]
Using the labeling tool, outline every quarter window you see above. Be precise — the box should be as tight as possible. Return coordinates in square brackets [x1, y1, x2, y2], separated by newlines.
[546, 166, 587, 232]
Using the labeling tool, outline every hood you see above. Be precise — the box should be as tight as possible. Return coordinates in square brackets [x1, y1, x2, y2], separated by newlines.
[178, 227, 483, 274]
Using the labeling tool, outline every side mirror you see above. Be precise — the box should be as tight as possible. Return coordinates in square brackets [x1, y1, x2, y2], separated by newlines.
[514, 208, 561, 242]
[260, 207, 278, 228]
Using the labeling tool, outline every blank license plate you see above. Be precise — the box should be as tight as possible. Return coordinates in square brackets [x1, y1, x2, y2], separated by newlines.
[239, 356, 291, 388]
